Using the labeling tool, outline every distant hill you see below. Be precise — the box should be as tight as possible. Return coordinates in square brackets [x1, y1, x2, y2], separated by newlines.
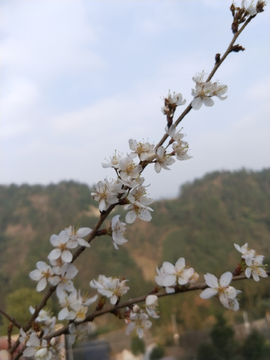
[0, 169, 269, 333]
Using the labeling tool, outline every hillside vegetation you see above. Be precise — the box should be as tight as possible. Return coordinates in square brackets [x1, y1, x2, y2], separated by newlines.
[0, 169, 269, 335]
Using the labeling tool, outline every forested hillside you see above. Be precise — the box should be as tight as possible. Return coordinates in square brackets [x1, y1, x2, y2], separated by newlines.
[0, 169, 269, 335]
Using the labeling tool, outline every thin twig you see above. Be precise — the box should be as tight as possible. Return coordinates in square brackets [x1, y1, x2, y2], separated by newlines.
[0, 308, 22, 329]
[43, 271, 270, 341]
[155, 15, 255, 150]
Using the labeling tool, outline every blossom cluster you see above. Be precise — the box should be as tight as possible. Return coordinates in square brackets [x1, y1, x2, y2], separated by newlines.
[91, 128, 191, 226]
[191, 71, 228, 110]
[234, 243, 268, 281]
[125, 295, 159, 338]
[231, 1, 266, 33]
[155, 257, 199, 293]
[200, 272, 241, 311]
[24, 226, 98, 356]
[90, 275, 129, 305]
[19, 330, 63, 360]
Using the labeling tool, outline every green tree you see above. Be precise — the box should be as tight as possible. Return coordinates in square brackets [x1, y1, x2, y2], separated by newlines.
[241, 329, 270, 360]
[197, 314, 239, 360]
[131, 336, 145, 356]
[1, 288, 52, 335]
[150, 345, 165, 360]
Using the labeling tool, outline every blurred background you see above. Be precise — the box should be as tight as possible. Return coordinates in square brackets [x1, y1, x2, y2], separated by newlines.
[0, 1, 270, 359]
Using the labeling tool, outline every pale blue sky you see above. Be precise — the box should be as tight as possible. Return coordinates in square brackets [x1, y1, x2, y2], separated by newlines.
[1, 0, 269, 199]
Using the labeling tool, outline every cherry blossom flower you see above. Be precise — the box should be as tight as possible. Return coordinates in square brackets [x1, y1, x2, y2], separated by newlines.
[128, 139, 155, 161]
[48, 231, 77, 263]
[124, 186, 153, 224]
[161, 91, 186, 117]
[28, 307, 56, 335]
[154, 146, 175, 173]
[172, 141, 192, 161]
[50, 263, 78, 298]
[245, 255, 268, 281]
[234, 243, 256, 260]
[58, 290, 98, 321]
[23, 332, 51, 360]
[118, 156, 142, 181]
[200, 272, 240, 311]
[65, 226, 92, 248]
[29, 261, 54, 292]
[223, 290, 241, 311]
[165, 124, 185, 142]
[110, 215, 128, 249]
[29, 306, 51, 323]
[68, 323, 92, 345]
[155, 264, 171, 290]
[126, 308, 152, 338]
[90, 275, 129, 305]
[58, 290, 78, 320]
[155, 258, 198, 293]
[19, 328, 31, 345]
[241, 0, 257, 15]
[191, 71, 227, 110]
[145, 295, 159, 318]
[102, 151, 123, 169]
[91, 179, 121, 211]
[119, 174, 145, 190]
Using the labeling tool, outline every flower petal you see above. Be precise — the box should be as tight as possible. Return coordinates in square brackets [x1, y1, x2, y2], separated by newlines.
[200, 288, 217, 299]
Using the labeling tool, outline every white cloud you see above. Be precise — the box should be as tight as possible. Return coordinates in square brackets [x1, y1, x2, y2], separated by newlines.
[1, 0, 269, 199]
[1, 0, 104, 78]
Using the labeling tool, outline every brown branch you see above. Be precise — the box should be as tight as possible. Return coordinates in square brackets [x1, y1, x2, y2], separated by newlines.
[43, 271, 270, 341]
[0, 307, 22, 329]
[155, 15, 255, 150]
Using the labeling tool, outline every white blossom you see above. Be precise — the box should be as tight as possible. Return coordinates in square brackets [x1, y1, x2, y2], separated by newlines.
[161, 91, 186, 116]
[126, 309, 152, 338]
[191, 71, 227, 110]
[154, 146, 175, 173]
[29, 261, 54, 292]
[118, 174, 145, 190]
[200, 272, 240, 311]
[58, 290, 98, 321]
[48, 231, 77, 263]
[118, 155, 142, 181]
[128, 139, 155, 161]
[124, 186, 153, 224]
[90, 275, 129, 305]
[19, 328, 31, 345]
[50, 263, 78, 298]
[102, 151, 123, 169]
[155, 258, 198, 293]
[245, 255, 268, 281]
[91, 179, 121, 211]
[68, 323, 92, 345]
[23, 332, 51, 360]
[241, 0, 257, 15]
[65, 226, 92, 248]
[28, 307, 56, 335]
[111, 215, 128, 249]
[145, 295, 159, 318]
[234, 243, 256, 260]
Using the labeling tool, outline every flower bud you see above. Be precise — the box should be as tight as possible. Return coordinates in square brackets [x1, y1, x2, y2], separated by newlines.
[132, 304, 140, 313]
[256, 1, 265, 12]
[231, 20, 238, 33]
